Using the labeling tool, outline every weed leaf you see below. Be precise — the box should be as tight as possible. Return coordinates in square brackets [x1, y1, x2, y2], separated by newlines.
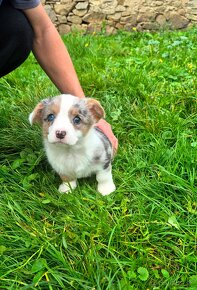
[137, 267, 149, 281]
[161, 269, 170, 279]
[168, 215, 180, 229]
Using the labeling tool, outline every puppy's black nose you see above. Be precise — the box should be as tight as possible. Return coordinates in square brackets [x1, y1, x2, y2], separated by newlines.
[56, 130, 66, 139]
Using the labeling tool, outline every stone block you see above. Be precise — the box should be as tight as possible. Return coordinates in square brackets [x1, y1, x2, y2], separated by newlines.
[58, 24, 71, 34]
[73, 8, 87, 16]
[125, 0, 140, 11]
[106, 20, 114, 25]
[89, 0, 102, 6]
[67, 15, 82, 24]
[154, 1, 163, 6]
[81, 23, 88, 30]
[155, 6, 166, 14]
[115, 4, 126, 12]
[54, 3, 75, 15]
[115, 22, 124, 29]
[76, 2, 89, 10]
[122, 10, 132, 17]
[178, 8, 186, 16]
[101, 0, 118, 14]
[117, 0, 124, 4]
[137, 21, 159, 30]
[71, 24, 83, 31]
[107, 12, 122, 20]
[156, 14, 166, 25]
[137, 11, 156, 22]
[83, 11, 106, 23]
[168, 12, 190, 28]
[170, 0, 182, 8]
[121, 14, 137, 26]
[89, 4, 102, 13]
[124, 0, 134, 5]
[57, 15, 67, 23]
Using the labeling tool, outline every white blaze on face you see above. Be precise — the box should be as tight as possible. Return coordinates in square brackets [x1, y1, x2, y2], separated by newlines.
[47, 95, 81, 145]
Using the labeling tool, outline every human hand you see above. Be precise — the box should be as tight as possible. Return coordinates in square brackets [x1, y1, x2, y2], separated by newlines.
[95, 119, 118, 155]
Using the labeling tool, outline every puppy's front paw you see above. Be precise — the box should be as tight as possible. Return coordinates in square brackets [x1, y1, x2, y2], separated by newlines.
[58, 180, 77, 193]
[97, 182, 116, 196]
[58, 183, 71, 193]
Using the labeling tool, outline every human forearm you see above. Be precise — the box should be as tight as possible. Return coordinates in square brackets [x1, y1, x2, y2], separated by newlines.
[24, 4, 85, 97]
[33, 27, 84, 97]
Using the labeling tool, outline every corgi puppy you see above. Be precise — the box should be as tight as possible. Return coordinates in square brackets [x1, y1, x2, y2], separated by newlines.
[29, 94, 116, 195]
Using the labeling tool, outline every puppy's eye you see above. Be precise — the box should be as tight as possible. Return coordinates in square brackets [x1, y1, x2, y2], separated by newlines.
[73, 116, 81, 125]
[47, 114, 55, 122]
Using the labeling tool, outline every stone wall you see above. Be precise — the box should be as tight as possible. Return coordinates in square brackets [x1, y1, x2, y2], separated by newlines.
[42, 0, 197, 34]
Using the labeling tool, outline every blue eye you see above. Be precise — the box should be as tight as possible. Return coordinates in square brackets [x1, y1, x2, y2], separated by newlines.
[47, 114, 55, 122]
[73, 116, 81, 125]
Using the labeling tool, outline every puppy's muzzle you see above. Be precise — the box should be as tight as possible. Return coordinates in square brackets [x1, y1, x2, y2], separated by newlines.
[56, 130, 66, 140]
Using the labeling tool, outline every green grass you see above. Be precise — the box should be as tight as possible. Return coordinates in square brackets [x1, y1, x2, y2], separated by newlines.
[0, 27, 197, 289]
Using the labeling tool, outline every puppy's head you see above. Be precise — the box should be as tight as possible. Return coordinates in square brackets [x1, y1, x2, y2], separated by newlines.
[29, 94, 105, 146]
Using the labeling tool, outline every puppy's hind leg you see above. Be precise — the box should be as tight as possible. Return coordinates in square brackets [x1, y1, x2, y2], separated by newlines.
[59, 175, 77, 193]
[96, 165, 116, 196]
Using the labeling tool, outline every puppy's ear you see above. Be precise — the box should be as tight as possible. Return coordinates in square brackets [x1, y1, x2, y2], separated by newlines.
[29, 98, 50, 125]
[29, 102, 44, 125]
[86, 98, 105, 123]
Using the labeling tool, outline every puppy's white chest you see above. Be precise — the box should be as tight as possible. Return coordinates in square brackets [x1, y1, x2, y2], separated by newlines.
[62, 151, 92, 178]
[45, 143, 98, 179]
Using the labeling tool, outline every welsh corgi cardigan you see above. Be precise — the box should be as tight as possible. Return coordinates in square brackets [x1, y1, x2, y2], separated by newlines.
[29, 94, 116, 195]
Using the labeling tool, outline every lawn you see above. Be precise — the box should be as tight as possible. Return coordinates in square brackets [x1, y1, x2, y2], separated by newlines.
[0, 27, 197, 289]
